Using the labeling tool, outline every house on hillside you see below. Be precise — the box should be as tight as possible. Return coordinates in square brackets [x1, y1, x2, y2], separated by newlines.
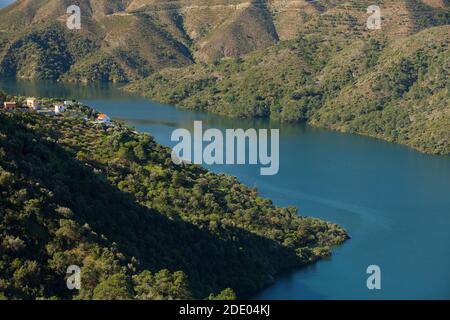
[95, 113, 111, 124]
[3, 102, 16, 110]
[26, 97, 40, 110]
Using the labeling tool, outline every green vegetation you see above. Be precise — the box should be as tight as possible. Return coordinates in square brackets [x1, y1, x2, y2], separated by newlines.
[0, 6, 193, 82]
[0, 1, 448, 154]
[0, 0, 447, 301]
[0, 23, 98, 80]
[126, 26, 450, 155]
[0, 100, 347, 300]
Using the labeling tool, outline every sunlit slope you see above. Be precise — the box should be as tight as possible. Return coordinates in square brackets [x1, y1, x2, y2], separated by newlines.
[0, 0, 193, 81]
[126, 25, 450, 155]
[1, 0, 448, 76]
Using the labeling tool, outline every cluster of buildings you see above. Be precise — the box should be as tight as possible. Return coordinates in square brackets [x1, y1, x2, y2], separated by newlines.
[2, 97, 69, 114]
[2, 97, 112, 125]
[2, 97, 42, 111]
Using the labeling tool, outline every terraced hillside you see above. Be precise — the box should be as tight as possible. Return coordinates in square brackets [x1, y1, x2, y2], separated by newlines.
[1, 0, 448, 80]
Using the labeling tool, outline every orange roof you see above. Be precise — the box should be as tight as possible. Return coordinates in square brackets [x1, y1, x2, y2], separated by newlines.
[97, 114, 109, 119]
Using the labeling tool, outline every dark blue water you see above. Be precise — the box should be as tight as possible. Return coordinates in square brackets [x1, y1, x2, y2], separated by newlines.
[1, 80, 449, 299]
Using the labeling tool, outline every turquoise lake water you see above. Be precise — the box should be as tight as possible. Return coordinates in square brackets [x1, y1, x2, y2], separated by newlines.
[1, 80, 449, 299]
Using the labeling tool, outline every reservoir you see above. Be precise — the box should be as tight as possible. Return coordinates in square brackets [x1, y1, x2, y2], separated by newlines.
[1, 80, 449, 299]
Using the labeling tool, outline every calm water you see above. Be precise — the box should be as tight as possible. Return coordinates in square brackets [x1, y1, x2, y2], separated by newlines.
[1, 80, 449, 300]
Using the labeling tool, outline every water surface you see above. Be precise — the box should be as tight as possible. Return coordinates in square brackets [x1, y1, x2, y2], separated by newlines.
[1, 80, 449, 299]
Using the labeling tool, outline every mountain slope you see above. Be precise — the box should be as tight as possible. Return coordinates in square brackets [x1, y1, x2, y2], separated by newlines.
[125, 25, 450, 155]
[1, 0, 448, 80]
[0, 0, 193, 82]
[313, 26, 450, 155]
[0, 101, 347, 299]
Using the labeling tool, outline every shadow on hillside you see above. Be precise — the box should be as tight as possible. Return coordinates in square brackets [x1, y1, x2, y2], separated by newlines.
[0, 111, 301, 298]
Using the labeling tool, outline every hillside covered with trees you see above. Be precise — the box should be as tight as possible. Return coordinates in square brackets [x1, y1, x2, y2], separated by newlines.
[126, 25, 450, 155]
[0, 99, 347, 300]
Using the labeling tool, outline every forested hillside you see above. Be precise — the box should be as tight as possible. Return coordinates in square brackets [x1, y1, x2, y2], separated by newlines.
[0, 100, 347, 300]
[0, 0, 194, 82]
[126, 25, 450, 155]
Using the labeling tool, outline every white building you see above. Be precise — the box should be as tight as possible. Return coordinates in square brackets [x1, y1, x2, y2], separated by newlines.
[55, 104, 65, 114]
